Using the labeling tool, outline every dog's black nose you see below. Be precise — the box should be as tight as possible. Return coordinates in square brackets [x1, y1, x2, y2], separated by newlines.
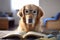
[29, 18, 32, 23]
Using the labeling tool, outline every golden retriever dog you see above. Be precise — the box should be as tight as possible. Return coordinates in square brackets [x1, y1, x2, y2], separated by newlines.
[17, 4, 44, 32]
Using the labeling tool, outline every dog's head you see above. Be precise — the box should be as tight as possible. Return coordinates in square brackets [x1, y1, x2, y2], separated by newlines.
[17, 4, 44, 31]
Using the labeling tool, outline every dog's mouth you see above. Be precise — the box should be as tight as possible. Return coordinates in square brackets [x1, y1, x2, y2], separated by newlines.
[26, 18, 35, 31]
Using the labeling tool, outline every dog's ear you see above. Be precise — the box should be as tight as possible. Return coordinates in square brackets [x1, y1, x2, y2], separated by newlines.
[17, 6, 25, 17]
[17, 9, 23, 17]
[37, 7, 44, 18]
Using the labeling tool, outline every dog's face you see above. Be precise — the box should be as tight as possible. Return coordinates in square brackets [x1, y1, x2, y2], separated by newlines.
[17, 4, 43, 31]
[25, 5, 38, 25]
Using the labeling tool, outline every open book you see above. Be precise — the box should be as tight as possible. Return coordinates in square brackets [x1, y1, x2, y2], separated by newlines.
[2, 31, 48, 39]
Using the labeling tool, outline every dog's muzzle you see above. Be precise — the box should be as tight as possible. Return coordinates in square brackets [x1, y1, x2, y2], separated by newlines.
[26, 18, 35, 24]
[28, 18, 32, 23]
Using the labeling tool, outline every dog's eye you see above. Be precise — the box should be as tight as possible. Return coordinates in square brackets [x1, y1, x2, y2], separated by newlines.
[33, 10, 37, 14]
[33, 11, 36, 13]
[25, 10, 29, 13]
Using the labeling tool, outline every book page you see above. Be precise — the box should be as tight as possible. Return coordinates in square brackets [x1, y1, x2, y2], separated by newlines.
[1, 30, 26, 38]
[23, 31, 48, 38]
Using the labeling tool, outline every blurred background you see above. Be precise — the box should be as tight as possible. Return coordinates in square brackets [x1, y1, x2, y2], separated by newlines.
[0, 0, 60, 30]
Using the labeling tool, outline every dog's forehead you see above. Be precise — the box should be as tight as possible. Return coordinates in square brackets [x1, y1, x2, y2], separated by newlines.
[25, 5, 38, 10]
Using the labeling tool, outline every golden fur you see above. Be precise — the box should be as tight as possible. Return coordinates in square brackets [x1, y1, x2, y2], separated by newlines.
[17, 4, 44, 32]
